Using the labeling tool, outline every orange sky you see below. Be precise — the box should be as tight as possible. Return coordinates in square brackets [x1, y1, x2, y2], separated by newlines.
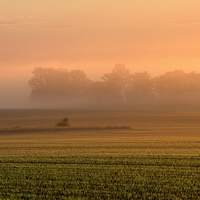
[1, 0, 200, 107]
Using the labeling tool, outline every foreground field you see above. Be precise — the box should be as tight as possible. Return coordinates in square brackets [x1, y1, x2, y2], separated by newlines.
[0, 109, 200, 199]
[0, 156, 199, 199]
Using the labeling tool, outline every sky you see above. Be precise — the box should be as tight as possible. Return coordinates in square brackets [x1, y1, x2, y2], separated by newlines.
[1, 0, 200, 108]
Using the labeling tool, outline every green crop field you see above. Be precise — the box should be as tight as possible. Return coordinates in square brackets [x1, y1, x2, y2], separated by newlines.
[0, 156, 199, 199]
[0, 109, 200, 199]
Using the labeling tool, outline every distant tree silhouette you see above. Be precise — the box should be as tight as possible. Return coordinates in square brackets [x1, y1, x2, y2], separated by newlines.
[127, 72, 154, 105]
[68, 69, 92, 98]
[153, 70, 187, 105]
[101, 64, 131, 105]
[29, 67, 92, 106]
[29, 66, 200, 108]
[29, 67, 60, 99]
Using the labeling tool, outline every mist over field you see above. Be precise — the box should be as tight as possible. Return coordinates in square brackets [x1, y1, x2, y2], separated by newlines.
[29, 65, 200, 109]
[2, 64, 200, 109]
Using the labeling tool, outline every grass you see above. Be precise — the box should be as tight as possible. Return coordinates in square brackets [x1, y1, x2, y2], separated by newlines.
[0, 109, 200, 199]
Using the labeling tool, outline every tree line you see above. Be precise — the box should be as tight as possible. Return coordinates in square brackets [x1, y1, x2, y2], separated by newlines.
[29, 64, 200, 108]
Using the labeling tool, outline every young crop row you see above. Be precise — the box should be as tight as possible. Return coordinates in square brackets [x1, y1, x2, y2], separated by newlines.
[0, 156, 199, 199]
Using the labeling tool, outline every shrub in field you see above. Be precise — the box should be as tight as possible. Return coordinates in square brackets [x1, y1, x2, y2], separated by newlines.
[56, 118, 70, 127]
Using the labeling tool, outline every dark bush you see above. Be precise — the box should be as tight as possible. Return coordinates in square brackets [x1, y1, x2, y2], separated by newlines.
[56, 118, 70, 127]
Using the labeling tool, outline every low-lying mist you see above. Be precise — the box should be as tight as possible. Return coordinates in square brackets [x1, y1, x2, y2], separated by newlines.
[27, 64, 200, 109]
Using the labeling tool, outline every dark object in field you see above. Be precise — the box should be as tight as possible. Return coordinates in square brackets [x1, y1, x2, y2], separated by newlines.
[0, 125, 132, 134]
[56, 118, 70, 127]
